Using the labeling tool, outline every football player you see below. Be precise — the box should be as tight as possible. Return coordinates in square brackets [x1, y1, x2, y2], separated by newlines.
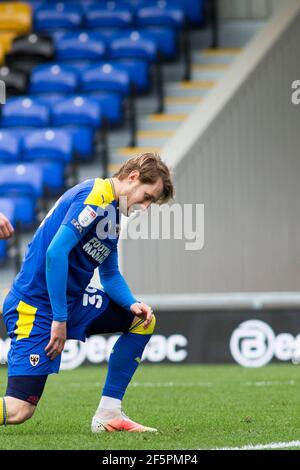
[0, 153, 174, 433]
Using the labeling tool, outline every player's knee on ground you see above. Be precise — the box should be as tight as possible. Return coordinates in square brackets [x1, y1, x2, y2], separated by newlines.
[2, 374, 47, 424]
[129, 313, 156, 335]
[1, 396, 36, 424]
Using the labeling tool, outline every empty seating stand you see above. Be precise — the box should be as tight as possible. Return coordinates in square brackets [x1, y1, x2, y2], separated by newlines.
[0, 163, 44, 229]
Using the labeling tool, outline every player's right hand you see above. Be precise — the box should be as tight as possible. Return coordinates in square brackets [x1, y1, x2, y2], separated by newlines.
[45, 320, 67, 360]
[130, 302, 153, 329]
[0, 213, 14, 240]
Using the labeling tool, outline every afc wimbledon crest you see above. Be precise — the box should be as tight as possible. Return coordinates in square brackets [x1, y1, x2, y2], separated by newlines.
[30, 354, 40, 367]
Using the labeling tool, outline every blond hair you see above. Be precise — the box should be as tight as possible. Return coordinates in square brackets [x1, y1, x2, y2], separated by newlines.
[113, 152, 174, 204]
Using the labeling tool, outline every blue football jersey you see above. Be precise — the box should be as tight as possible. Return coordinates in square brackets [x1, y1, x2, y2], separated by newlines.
[12, 178, 120, 312]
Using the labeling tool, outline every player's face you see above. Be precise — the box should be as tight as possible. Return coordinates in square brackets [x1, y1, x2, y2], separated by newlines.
[120, 173, 164, 216]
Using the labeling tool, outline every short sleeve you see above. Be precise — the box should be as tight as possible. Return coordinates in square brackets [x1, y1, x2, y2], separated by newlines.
[62, 178, 116, 240]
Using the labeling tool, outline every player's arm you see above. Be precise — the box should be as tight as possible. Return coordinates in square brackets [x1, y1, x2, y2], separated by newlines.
[99, 249, 153, 328]
[45, 225, 80, 360]
[0, 212, 14, 240]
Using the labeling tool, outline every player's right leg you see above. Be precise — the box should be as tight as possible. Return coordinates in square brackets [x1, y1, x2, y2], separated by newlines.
[72, 289, 157, 432]
[1, 291, 59, 426]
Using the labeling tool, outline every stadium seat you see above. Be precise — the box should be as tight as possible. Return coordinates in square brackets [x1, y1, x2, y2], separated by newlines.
[84, 2, 134, 29]
[125, 0, 205, 25]
[135, 1, 184, 59]
[51, 96, 107, 169]
[7, 127, 94, 164]
[5, 34, 55, 74]
[177, 0, 205, 25]
[0, 65, 28, 97]
[22, 129, 73, 193]
[0, 45, 4, 66]
[51, 95, 102, 129]
[54, 32, 106, 61]
[0, 3, 32, 34]
[0, 32, 17, 54]
[116, 59, 150, 94]
[109, 30, 158, 63]
[135, 1, 192, 79]
[30, 63, 79, 94]
[136, 1, 185, 29]
[34, 2, 83, 32]
[1, 97, 50, 128]
[0, 163, 44, 226]
[81, 62, 136, 145]
[0, 130, 20, 162]
[109, 30, 164, 112]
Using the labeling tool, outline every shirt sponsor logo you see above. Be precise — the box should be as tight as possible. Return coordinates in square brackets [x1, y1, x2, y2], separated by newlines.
[71, 218, 83, 234]
[78, 205, 97, 228]
[82, 237, 111, 263]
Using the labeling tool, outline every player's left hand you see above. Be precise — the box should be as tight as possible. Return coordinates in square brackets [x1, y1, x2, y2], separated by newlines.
[130, 302, 153, 329]
[0, 213, 14, 240]
[45, 321, 67, 360]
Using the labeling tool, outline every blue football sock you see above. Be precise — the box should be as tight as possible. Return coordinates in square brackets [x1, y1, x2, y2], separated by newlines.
[102, 332, 151, 400]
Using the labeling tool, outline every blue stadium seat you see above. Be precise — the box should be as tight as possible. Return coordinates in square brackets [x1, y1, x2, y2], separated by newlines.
[22, 129, 73, 193]
[23, 129, 72, 163]
[135, 1, 184, 59]
[109, 30, 163, 112]
[126, 0, 205, 25]
[176, 0, 204, 25]
[0, 198, 16, 263]
[12, 127, 94, 163]
[51, 95, 102, 129]
[1, 97, 50, 128]
[135, 1, 192, 78]
[0, 163, 44, 226]
[115, 59, 150, 93]
[80, 63, 136, 144]
[34, 2, 83, 32]
[30, 63, 79, 94]
[80, 63, 130, 125]
[81, 62, 131, 96]
[52, 60, 93, 73]
[30, 93, 66, 106]
[136, 1, 185, 29]
[51, 96, 105, 165]
[67, 127, 94, 161]
[54, 32, 107, 61]
[109, 30, 158, 63]
[84, 2, 134, 29]
[0, 131, 20, 162]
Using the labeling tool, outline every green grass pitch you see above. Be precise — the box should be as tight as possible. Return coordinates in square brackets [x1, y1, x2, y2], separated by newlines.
[1, 363, 300, 450]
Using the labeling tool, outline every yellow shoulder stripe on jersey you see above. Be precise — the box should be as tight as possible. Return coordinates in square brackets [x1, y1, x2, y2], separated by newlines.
[15, 301, 37, 341]
[84, 178, 115, 208]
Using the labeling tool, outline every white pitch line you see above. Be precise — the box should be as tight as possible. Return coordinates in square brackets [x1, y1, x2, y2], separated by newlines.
[130, 381, 213, 388]
[207, 440, 300, 450]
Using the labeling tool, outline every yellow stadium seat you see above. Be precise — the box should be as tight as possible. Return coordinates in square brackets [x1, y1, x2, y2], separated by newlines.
[0, 3, 32, 34]
[0, 44, 4, 65]
[0, 32, 17, 53]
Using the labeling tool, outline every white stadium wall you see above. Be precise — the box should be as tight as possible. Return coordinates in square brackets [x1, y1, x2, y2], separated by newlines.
[119, 0, 300, 296]
[219, 0, 285, 19]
